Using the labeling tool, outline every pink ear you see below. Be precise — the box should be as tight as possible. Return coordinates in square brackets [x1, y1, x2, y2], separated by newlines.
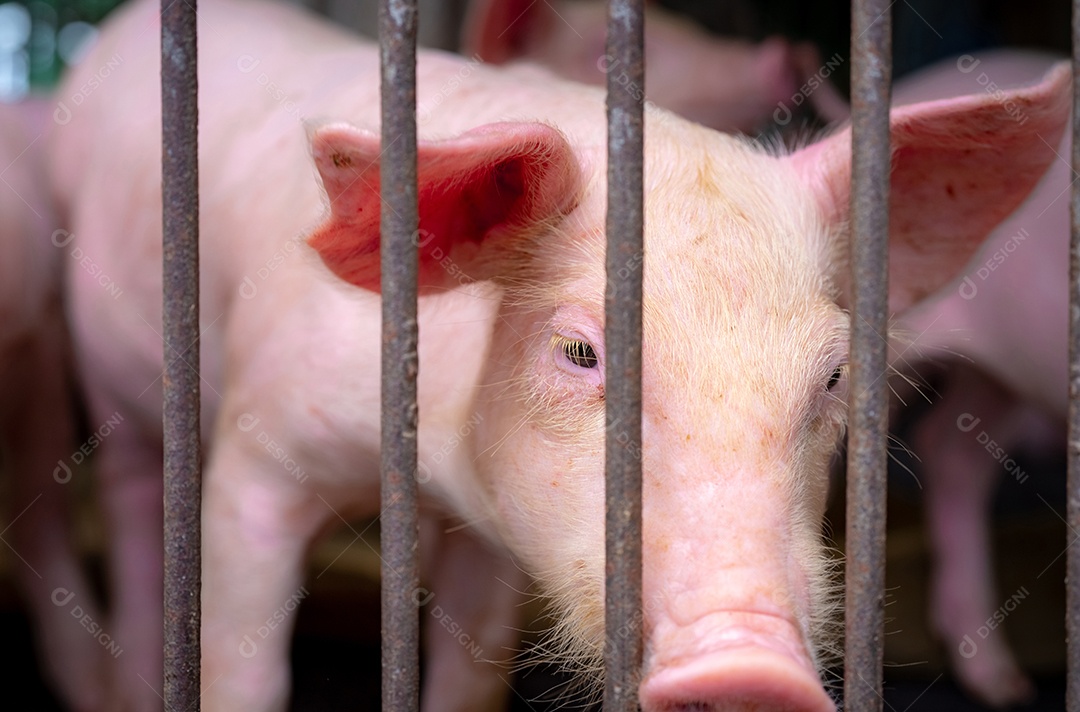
[792, 62, 1071, 314]
[460, 0, 555, 63]
[308, 121, 581, 292]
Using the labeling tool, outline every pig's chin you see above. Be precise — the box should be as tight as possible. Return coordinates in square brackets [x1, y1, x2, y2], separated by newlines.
[639, 611, 836, 712]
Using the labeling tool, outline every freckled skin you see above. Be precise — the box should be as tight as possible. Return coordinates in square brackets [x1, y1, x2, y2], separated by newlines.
[51, 2, 1068, 710]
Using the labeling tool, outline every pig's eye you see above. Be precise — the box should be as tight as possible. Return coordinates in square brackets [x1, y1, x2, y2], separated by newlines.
[827, 365, 847, 391]
[564, 339, 599, 369]
[555, 335, 599, 369]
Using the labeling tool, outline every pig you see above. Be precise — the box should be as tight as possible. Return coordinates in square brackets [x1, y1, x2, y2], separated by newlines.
[460, 0, 850, 133]
[46, 0, 1069, 709]
[904, 362, 1061, 708]
[890, 50, 1073, 708]
[0, 98, 103, 712]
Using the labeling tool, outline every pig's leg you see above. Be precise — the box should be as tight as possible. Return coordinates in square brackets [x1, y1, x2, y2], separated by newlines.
[201, 434, 327, 712]
[912, 366, 1034, 708]
[91, 407, 166, 711]
[5, 329, 106, 712]
[419, 516, 526, 712]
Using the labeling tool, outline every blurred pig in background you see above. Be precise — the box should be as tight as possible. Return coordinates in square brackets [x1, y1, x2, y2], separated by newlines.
[0, 97, 103, 712]
[891, 50, 1072, 709]
[460, 0, 849, 133]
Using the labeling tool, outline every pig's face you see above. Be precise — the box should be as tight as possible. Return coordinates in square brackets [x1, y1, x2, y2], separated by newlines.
[308, 63, 1069, 710]
[470, 131, 847, 703]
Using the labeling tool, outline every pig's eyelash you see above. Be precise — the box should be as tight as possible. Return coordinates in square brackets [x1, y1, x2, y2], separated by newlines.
[550, 333, 599, 369]
[826, 364, 846, 391]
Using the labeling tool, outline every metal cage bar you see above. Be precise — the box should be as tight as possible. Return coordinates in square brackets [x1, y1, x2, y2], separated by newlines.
[160, 0, 201, 708]
[379, 0, 422, 710]
[844, 0, 892, 709]
[1068, 1, 1080, 708]
[604, 2, 645, 710]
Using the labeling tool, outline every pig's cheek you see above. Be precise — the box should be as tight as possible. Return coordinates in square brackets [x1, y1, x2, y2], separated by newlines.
[470, 390, 605, 572]
[796, 415, 845, 522]
[468, 395, 555, 544]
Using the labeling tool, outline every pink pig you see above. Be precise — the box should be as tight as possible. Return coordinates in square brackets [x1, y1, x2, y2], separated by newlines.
[0, 98, 104, 712]
[892, 50, 1072, 708]
[461, 0, 850, 133]
[47, 0, 1068, 710]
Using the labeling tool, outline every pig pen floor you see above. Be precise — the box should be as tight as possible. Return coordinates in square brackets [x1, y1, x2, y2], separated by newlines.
[0, 463, 1069, 710]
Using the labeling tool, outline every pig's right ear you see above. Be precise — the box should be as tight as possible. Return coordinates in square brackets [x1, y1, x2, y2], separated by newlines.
[790, 62, 1071, 315]
[460, 0, 555, 63]
[307, 121, 581, 293]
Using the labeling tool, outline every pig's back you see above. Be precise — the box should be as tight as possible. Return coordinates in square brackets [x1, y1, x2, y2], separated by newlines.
[50, 0, 610, 286]
[48, 0, 383, 437]
[45, 0, 657, 441]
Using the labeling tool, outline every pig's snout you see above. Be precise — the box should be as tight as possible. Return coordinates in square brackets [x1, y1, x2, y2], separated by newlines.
[640, 614, 835, 712]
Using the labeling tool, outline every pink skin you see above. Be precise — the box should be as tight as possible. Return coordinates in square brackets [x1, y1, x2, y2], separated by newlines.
[893, 50, 1072, 708]
[49, 1, 1068, 710]
[461, 0, 850, 133]
[0, 100, 105, 711]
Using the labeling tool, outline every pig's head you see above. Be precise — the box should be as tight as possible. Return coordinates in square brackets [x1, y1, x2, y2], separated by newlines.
[307, 64, 1070, 711]
[461, 0, 850, 133]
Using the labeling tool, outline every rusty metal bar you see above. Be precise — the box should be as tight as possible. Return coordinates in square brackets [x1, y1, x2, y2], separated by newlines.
[379, 0, 421, 710]
[604, 1, 644, 710]
[161, 0, 201, 708]
[1068, 2, 1080, 708]
[844, 0, 891, 709]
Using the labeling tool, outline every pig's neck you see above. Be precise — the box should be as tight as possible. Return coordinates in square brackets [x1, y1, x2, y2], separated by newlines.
[414, 283, 507, 542]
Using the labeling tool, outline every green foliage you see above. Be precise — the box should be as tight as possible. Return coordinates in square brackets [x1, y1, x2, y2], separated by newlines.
[2, 0, 125, 93]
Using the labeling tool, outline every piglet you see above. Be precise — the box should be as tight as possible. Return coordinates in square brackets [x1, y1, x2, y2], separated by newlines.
[461, 0, 850, 133]
[47, 0, 1069, 709]
[0, 98, 103, 711]
[893, 50, 1072, 708]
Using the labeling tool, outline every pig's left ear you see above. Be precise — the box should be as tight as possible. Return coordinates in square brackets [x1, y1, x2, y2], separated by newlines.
[791, 62, 1071, 314]
[308, 121, 581, 292]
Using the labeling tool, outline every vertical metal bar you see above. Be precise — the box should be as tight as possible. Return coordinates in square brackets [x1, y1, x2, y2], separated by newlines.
[1068, 2, 1080, 708]
[604, 1, 644, 710]
[379, 0, 420, 710]
[161, 0, 200, 708]
[844, 0, 891, 709]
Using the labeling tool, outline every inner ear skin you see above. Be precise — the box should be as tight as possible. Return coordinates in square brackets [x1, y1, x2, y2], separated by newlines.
[415, 157, 548, 287]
